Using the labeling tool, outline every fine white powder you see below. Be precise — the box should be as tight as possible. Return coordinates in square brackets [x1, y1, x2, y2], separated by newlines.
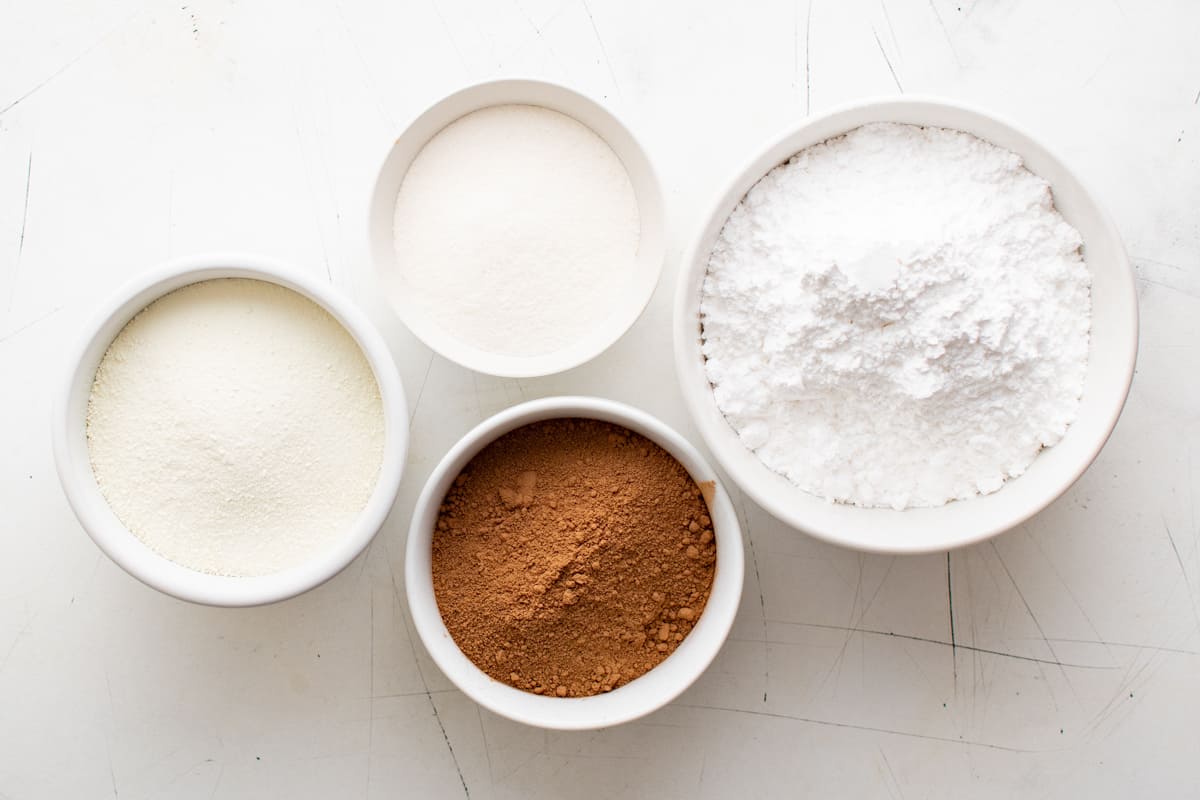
[393, 104, 640, 357]
[701, 123, 1091, 510]
[86, 278, 385, 576]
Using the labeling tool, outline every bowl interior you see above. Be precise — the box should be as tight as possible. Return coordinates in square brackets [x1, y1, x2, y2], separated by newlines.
[675, 98, 1138, 554]
[405, 397, 745, 730]
[54, 258, 409, 606]
[368, 79, 666, 378]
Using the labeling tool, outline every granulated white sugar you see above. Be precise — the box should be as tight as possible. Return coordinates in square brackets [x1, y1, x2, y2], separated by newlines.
[86, 278, 385, 576]
[392, 104, 640, 358]
[700, 122, 1091, 510]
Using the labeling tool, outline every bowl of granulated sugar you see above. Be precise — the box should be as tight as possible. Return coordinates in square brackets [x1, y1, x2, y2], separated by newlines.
[405, 396, 744, 730]
[52, 253, 408, 606]
[368, 79, 665, 377]
[674, 97, 1138, 554]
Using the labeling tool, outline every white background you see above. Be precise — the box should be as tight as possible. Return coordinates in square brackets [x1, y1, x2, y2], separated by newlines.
[1, 0, 1198, 797]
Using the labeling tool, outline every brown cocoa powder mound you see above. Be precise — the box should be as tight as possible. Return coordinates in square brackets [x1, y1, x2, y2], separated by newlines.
[431, 418, 716, 698]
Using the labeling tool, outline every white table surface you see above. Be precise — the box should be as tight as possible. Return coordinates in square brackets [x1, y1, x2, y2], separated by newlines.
[2, 0, 1197, 797]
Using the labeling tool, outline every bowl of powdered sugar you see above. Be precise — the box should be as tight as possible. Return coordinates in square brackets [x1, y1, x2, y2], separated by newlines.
[674, 97, 1138, 553]
[368, 78, 664, 377]
[52, 254, 408, 605]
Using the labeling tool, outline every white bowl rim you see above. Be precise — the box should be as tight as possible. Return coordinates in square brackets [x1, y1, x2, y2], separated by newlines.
[366, 76, 666, 378]
[404, 395, 745, 730]
[673, 94, 1139, 554]
[51, 252, 410, 606]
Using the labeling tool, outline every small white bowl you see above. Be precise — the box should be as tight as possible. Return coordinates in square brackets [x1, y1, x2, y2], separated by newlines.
[674, 97, 1139, 554]
[51, 253, 409, 606]
[367, 78, 665, 378]
[405, 396, 744, 730]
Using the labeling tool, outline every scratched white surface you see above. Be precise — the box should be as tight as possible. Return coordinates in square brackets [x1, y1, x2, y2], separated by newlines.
[1, 0, 1198, 797]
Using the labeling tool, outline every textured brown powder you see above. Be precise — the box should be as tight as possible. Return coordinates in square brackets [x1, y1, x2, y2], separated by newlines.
[431, 418, 716, 698]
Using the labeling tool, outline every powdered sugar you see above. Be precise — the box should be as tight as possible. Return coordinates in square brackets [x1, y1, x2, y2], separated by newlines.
[700, 123, 1091, 510]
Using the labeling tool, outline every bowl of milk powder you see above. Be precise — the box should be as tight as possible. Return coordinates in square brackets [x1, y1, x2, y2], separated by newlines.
[673, 97, 1139, 553]
[52, 253, 408, 605]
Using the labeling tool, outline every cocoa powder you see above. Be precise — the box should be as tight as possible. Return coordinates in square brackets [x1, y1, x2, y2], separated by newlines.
[431, 418, 716, 698]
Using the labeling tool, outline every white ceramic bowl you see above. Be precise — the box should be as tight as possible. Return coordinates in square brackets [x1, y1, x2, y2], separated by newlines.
[405, 396, 744, 730]
[51, 253, 409, 606]
[674, 97, 1139, 554]
[367, 78, 665, 378]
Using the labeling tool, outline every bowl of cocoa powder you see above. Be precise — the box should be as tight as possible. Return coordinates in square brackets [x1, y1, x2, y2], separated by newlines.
[405, 396, 744, 730]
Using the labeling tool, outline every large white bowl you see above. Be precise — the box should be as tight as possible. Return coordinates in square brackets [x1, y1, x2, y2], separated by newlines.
[405, 396, 744, 730]
[367, 78, 665, 378]
[51, 253, 409, 606]
[674, 97, 1139, 554]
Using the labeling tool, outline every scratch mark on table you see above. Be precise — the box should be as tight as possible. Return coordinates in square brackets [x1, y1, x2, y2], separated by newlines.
[0, 5, 142, 118]
[1039, 637, 1199, 657]
[1163, 517, 1200, 630]
[1094, 649, 1170, 738]
[311, 99, 344, 234]
[926, 0, 962, 67]
[677, 702, 1041, 753]
[1034, 661, 1062, 713]
[804, 0, 814, 114]
[206, 762, 224, 800]
[879, 0, 902, 60]
[497, 750, 542, 784]
[1135, 255, 1187, 272]
[332, 0, 394, 127]
[580, 0, 621, 97]
[891, 639, 935, 693]
[966, 553, 980, 725]
[821, 554, 865, 692]
[553, 752, 648, 763]
[1190, 449, 1198, 582]
[840, 561, 897, 686]
[366, 588, 376, 793]
[510, 0, 570, 77]
[292, 119, 333, 283]
[476, 705, 495, 790]
[1023, 526, 1117, 664]
[878, 745, 905, 800]
[354, 540, 375, 586]
[990, 542, 1074, 695]
[1082, 51, 1115, 88]
[471, 372, 484, 420]
[165, 171, 175, 257]
[385, 540, 470, 799]
[0, 611, 34, 675]
[409, 353, 437, 424]
[1194, 87, 1199, 104]
[1086, 647, 1166, 739]
[792, 0, 799, 96]
[370, 688, 459, 700]
[0, 304, 61, 346]
[947, 553, 957, 684]
[428, 0, 470, 73]
[763, 619, 1116, 669]
[104, 666, 120, 798]
[1136, 275, 1200, 301]
[736, 489, 769, 702]
[872, 28, 904, 93]
[0, 52, 87, 117]
[5, 152, 33, 317]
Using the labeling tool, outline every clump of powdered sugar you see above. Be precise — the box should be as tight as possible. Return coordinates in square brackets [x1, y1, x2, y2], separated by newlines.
[700, 122, 1091, 510]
